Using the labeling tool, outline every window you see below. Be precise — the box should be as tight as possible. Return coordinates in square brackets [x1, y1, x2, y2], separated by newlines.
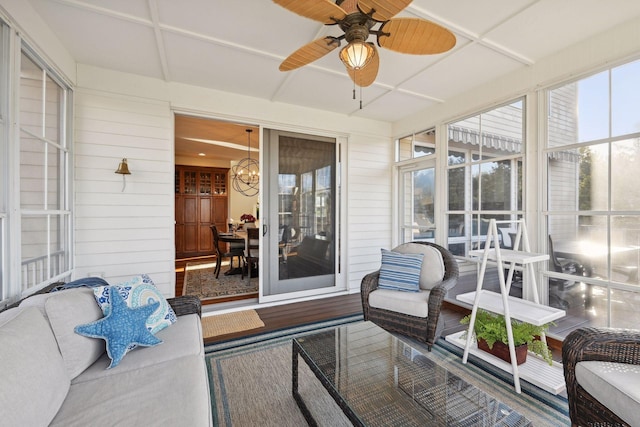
[397, 129, 437, 244]
[546, 59, 640, 332]
[446, 100, 525, 258]
[0, 26, 72, 307]
[396, 129, 436, 162]
[19, 48, 72, 294]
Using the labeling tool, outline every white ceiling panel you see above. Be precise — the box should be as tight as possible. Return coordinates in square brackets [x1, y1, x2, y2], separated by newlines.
[373, 47, 448, 89]
[401, 43, 524, 101]
[29, 0, 163, 79]
[274, 67, 388, 116]
[21, 0, 640, 135]
[485, 0, 640, 61]
[356, 90, 440, 123]
[163, 32, 285, 100]
[410, 0, 538, 36]
[157, 0, 319, 58]
[63, 0, 151, 18]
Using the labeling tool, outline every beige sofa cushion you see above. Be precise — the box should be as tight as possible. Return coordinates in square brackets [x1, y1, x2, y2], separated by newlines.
[51, 354, 211, 427]
[369, 288, 431, 318]
[0, 307, 71, 426]
[576, 360, 640, 426]
[44, 288, 105, 379]
[18, 289, 56, 317]
[73, 312, 203, 384]
[393, 243, 445, 290]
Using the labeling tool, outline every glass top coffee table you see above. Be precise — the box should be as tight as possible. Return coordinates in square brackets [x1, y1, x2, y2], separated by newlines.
[292, 321, 531, 427]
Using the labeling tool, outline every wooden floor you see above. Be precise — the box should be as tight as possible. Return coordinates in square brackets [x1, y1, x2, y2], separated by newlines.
[177, 257, 561, 358]
[199, 292, 469, 345]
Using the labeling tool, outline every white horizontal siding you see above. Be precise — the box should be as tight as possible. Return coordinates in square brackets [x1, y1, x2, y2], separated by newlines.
[347, 133, 393, 291]
[73, 89, 175, 296]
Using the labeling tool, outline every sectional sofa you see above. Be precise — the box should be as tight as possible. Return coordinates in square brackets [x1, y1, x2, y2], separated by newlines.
[0, 282, 211, 426]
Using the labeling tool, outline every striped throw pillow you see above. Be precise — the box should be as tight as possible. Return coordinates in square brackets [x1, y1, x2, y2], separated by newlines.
[378, 248, 424, 292]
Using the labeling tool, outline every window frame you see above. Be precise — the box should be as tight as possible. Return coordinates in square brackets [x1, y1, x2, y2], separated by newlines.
[0, 23, 73, 308]
[544, 59, 640, 328]
[445, 98, 526, 259]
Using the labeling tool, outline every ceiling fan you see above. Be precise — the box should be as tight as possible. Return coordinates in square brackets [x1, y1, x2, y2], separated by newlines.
[273, 0, 456, 90]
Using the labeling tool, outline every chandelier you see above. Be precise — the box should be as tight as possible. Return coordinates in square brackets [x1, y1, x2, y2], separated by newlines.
[231, 129, 259, 197]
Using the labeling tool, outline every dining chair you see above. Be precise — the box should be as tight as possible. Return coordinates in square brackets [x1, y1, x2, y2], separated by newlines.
[246, 227, 259, 279]
[548, 235, 588, 310]
[548, 235, 584, 289]
[211, 225, 245, 279]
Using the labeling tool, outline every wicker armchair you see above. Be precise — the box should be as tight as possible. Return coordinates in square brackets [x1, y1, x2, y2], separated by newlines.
[361, 242, 459, 350]
[563, 327, 640, 426]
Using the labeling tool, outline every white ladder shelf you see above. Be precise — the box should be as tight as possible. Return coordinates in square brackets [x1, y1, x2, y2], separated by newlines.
[456, 219, 565, 394]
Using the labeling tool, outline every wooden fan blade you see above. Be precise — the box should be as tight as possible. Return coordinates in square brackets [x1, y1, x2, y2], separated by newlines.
[378, 18, 456, 54]
[346, 45, 379, 87]
[337, 0, 359, 14]
[273, 0, 346, 24]
[279, 37, 340, 71]
[357, 0, 412, 21]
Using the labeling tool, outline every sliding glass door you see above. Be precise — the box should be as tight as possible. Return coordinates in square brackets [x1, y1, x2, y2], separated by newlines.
[262, 129, 339, 298]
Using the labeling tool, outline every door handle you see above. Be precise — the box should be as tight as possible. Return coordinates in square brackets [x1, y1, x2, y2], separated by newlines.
[263, 224, 267, 236]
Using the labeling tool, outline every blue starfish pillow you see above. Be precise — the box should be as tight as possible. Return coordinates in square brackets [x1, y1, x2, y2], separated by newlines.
[75, 286, 163, 368]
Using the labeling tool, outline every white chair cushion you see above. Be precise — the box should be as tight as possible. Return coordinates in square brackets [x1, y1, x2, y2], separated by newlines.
[393, 243, 445, 290]
[576, 360, 640, 426]
[368, 288, 430, 318]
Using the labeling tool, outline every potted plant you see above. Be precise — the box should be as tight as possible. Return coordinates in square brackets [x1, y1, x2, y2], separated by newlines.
[460, 309, 553, 365]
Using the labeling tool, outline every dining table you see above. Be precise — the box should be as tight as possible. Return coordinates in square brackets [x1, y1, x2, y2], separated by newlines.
[218, 230, 247, 275]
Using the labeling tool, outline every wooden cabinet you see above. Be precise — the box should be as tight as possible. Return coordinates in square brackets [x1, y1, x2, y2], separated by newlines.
[175, 165, 228, 258]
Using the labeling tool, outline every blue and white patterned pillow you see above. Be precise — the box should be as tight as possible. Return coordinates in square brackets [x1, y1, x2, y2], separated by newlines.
[93, 274, 177, 337]
[378, 249, 424, 292]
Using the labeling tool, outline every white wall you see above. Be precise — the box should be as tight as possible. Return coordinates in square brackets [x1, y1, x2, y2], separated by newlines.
[229, 182, 258, 228]
[75, 65, 394, 297]
[74, 89, 175, 295]
[346, 133, 393, 290]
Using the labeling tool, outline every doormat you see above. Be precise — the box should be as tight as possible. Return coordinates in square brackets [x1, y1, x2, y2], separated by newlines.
[202, 310, 264, 339]
[183, 262, 258, 302]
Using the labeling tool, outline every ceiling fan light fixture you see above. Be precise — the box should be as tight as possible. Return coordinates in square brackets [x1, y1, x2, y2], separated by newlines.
[339, 41, 374, 70]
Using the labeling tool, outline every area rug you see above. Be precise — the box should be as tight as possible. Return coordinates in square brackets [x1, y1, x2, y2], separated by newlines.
[201, 310, 264, 339]
[205, 317, 570, 427]
[183, 262, 258, 301]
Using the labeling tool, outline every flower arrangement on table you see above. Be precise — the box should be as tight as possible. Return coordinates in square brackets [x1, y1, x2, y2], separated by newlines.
[240, 213, 256, 223]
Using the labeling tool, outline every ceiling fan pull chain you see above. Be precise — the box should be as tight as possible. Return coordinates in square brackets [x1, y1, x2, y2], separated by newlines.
[352, 77, 356, 100]
[360, 85, 363, 109]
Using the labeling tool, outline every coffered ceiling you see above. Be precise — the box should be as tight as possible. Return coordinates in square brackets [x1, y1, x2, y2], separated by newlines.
[22, 0, 640, 158]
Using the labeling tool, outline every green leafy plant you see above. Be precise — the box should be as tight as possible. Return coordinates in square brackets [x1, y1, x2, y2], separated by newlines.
[461, 309, 554, 365]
